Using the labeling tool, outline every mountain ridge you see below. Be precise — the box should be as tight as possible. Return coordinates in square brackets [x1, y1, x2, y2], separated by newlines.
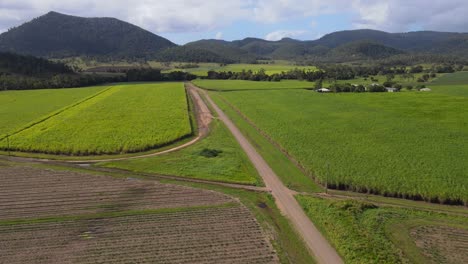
[1, 12, 468, 62]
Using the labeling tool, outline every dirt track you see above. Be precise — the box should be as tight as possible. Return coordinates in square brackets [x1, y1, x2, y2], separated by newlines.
[3, 83, 212, 164]
[196, 85, 343, 264]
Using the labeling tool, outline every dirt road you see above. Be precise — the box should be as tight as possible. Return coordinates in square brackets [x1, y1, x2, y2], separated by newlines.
[4, 83, 212, 164]
[195, 85, 343, 264]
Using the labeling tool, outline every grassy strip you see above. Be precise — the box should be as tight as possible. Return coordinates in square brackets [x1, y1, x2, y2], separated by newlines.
[0, 202, 238, 226]
[209, 91, 321, 193]
[99, 118, 262, 186]
[387, 218, 468, 263]
[296, 195, 468, 264]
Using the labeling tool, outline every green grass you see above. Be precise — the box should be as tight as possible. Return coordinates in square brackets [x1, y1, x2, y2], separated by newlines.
[0, 86, 107, 137]
[427, 72, 468, 97]
[1, 83, 192, 155]
[165, 63, 317, 77]
[211, 88, 468, 204]
[430, 71, 468, 85]
[193, 79, 314, 91]
[209, 91, 322, 192]
[99, 119, 262, 185]
[296, 195, 468, 264]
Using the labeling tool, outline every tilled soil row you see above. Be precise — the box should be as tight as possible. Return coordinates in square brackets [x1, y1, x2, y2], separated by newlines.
[0, 166, 232, 219]
[1, 206, 278, 264]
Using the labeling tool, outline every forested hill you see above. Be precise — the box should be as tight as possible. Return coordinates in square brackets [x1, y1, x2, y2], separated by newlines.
[0, 11, 176, 58]
[1, 11, 468, 63]
[0, 52, 73, 76]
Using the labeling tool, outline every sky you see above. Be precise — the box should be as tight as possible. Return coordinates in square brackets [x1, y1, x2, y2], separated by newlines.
[1, 0, 468, 44]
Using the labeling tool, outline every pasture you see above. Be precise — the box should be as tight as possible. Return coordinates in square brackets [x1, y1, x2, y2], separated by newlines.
[0, 165, 278, 263]
[201, 81, 468, 204]
[297, 195, 468, 264]
[0, 83, 193, 155]
[101, 119, 262, 185]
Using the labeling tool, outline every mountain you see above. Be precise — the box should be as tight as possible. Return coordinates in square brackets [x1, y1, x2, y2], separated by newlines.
[327, 41, 404, 60]
[1, 12, 468, 63]
[184, 39, 256, 63]
[0, 11, 176, 58]
[314, 29, 468, 52]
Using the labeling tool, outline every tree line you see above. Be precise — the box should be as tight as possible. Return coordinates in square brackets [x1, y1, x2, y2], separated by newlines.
[1, 68, 196, 91]
[204, 63, 461, 83]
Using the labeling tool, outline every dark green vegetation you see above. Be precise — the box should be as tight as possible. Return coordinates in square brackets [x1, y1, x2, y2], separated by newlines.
[101, 119, 262, 186]
[2, 12, 468, 64]
[199, 81, 468, 204]
[0, 11, 175, 58]
[297, 195, 468, 264]
[0, 52, 116, 90]
[0, 83, 192, 155]
[0, 52, 72, 75]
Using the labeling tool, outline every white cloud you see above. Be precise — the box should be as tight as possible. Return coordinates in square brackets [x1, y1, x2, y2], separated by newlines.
[0, 0, 252, 33]
[350, 0, 468, 32]
[265, 30, 307, 41]
[215, 32, 223, 39]
[1, 0, 468, 36]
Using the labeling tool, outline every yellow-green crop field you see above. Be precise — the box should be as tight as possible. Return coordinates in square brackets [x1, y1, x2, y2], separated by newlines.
[0, 83, 192, 155]
[164, 63, 317, 77]
[204, 80, 468, 204]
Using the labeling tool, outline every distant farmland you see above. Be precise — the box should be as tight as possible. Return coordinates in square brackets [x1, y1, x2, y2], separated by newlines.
[0, 83, 192, 155]
[0, 165, 278, 263]
[203, 80, 468, 204]
[193, 79, 313, 91]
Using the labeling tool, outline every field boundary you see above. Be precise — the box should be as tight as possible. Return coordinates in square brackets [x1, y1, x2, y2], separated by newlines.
[212, 92, 320, 186]
[0, 86, 114, 142]
[0, 84, 212, 162]
[211, 90, 467, 206]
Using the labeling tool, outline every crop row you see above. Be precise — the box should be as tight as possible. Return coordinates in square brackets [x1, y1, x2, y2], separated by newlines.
[0, 82, 193, 155]
[0, 206, 278, 264]
[0, 166, 232, 219]
[0, 86, 107, 137]
[216, 88, 468, 204]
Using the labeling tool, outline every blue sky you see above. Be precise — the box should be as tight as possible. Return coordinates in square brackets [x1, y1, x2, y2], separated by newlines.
[1, 0, 468, 44]
[163, 13, 354, 44]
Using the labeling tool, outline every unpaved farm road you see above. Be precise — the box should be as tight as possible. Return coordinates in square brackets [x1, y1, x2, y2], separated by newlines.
[3, 83, 213, 164]
[195, 84, 343, 264]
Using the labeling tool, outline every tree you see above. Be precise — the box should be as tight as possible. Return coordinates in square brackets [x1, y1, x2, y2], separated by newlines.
[314, 79, 323, 90]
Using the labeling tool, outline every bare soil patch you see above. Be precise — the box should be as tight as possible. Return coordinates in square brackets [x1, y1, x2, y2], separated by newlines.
[0, 165, 278, 263]
[410, 225, 468, 264]
[0, 166, 231, 220]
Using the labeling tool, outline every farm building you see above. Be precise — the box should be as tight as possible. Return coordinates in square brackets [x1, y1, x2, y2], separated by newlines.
[385, 87, 399, 93]
[317, 88, 330, 93]
[420, 88, 432, 92]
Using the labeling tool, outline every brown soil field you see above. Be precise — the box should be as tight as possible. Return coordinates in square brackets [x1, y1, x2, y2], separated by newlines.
[411, 225, 468, 263]
[0, 165, 278, 264]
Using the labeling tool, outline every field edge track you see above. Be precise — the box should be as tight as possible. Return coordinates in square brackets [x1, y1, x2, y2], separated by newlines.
[195, 85, 343, 264]
[0, 83, 212, 163]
